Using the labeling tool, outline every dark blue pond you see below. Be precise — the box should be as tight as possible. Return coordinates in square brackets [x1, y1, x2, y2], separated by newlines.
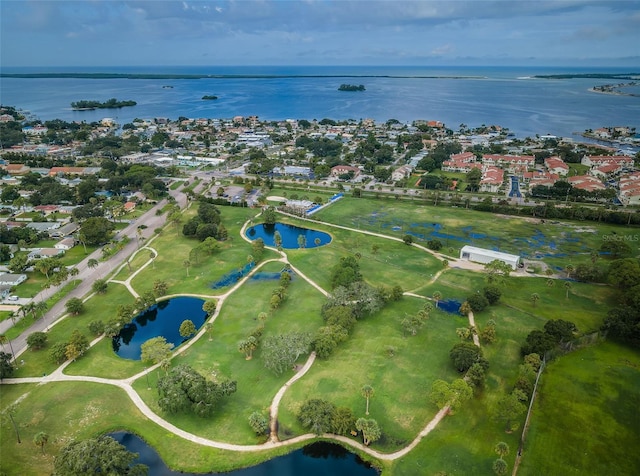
[245, 223, 331, 249]
[112, 297, 207, 360]
[109, 432, 378, 475]
[438, 299, 462, 314]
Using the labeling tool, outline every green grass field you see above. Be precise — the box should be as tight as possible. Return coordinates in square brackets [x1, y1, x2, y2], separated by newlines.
[519, 341, 640, 476]
[1, 197, 638, 475]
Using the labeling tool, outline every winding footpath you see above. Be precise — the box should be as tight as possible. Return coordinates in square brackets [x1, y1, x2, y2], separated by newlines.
[2, 210, 480, 465]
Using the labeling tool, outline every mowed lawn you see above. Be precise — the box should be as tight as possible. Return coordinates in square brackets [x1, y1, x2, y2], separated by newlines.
[134, 260, 328, 445]
[281, 216, 442, 293]
[519, 341, 640, 476]
[277, 297, 462, 451]
[131, 206, 263, 295]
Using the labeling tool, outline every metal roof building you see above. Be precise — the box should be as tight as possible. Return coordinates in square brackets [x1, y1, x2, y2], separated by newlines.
[459, 245, 521, 270]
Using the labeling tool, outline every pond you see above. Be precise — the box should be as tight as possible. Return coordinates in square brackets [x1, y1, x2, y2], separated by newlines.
[112, 296, 207, 360]
[109, 432, 378, 475]
[245, 223, 331, 249]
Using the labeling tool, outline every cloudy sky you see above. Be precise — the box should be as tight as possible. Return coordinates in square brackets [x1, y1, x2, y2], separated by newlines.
[1, 0, 639, 68]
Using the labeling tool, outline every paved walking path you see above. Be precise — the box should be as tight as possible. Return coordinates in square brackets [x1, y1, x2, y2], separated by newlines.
[2, 207, 491, 464]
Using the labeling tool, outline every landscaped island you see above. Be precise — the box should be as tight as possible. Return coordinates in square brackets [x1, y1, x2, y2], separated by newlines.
[70, 98, 137, 110]
[338, 84, 366, 91]
[202, 95, 218, 100]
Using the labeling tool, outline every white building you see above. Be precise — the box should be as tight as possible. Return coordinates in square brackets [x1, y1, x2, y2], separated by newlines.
[459, 245, 521, 270]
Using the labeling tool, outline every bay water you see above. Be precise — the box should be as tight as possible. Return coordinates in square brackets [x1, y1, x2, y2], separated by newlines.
[1, 65, 639, 139]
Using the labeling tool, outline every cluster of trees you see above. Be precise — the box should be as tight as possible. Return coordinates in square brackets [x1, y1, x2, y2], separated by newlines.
[48, 330, 90, 364]
[521, 319, 577, 356]
[182, 201, 228, 242]
[401, 302, 432, 337]
[493, 353, 542, 433]
[314, 255, 401, 359]
[237, 271, 291, 364]
[530, 181, 617, 203]
[157, 364, 236, 417]
[297, 398, 381, 446]
[602, 257, 640, 347]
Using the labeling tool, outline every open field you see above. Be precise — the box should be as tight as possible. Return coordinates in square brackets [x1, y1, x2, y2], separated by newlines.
[313, 196, 638, 269]
[519, 341, 640, 475]
[1, 197, 638, 475]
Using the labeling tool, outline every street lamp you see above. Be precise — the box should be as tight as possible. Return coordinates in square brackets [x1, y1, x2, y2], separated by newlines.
[145, 367, 150, 389]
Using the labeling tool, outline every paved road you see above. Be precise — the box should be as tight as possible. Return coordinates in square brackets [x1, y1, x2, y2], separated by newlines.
[2, 185, 189, 359]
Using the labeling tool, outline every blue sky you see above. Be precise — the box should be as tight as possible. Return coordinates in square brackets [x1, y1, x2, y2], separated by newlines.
[1, 0, 639, 67]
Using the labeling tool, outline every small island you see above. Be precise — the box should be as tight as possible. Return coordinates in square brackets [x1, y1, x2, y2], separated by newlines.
[338, 84, 365, 91]
[202, 95, 218, 100]
[71, 98, 137, 110]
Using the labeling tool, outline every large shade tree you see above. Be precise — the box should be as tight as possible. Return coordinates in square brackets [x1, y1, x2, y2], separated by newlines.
[157, 364, 236, 417]
[53, 435, 148, 476]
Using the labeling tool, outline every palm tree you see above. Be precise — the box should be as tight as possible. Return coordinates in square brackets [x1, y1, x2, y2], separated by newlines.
[493, 458, 508, 476]
[0, 334, 15, 361]
[456, 327, 471, 341]
[565, 264, 574, 279]
[494, 441, 510, 458]
[442, 259, 449, 269]
[531, 293, 540, 308]
[33, 431, 49, 454]
[433, 291, 442, 308]
[183, 259, 191, 277]
[160, 358, 171, 375]
[361, 384, 374, 415]
[564, 281, 572, 299]
[204, 322, 213, 341]
[546, 278, 554, 287]
[87, 258, 99, 270]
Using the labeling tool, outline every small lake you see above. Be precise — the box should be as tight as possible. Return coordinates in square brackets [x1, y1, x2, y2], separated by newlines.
[245, 223, 331, 249]
[109, 432, 378, 475]
[112, 297, 207, 360]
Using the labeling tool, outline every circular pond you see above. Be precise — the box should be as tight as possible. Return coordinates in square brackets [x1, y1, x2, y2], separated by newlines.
[245, 222, 331, 249]
[109, 432, 378, 475]
[112, 297, 207, 360]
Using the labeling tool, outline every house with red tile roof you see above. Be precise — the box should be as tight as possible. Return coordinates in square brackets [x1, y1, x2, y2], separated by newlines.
[442, 152, 483, 173]
[618, 172, 640, 206]
[522, 171, 560, 188]
[591, 162, 623, 179]
[479, 166, 504, 193]
[544, 156, 569, 176]
[567, 175, 605, 192]
[123, 201, 137, 213]
[330, 165, 361, 178]
[581, 155, 634, 168]
[481, 154, 534, 174]
[2, 163, 30, 175]
[49, 167, 87, 176]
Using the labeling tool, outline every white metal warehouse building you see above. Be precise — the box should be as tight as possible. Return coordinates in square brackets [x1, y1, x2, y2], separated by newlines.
[459, 245, 521, 270]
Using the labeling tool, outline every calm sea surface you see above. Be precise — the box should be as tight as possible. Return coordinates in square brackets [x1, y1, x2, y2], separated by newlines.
[1, 66, 639, 139]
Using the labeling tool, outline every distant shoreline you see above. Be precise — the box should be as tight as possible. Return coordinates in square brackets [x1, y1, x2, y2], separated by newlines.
[0, 72, 487, 80]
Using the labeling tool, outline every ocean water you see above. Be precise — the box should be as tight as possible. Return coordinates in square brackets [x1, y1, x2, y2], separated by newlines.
[1, 65, 638, 139]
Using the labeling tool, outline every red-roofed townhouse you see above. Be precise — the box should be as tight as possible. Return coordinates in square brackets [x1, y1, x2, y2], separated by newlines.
[479, 166, 504, 193]
[544, 156, 569, 176]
